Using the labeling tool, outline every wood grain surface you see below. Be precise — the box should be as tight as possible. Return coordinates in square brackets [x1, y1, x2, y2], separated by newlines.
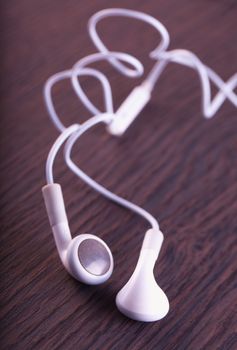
[1, 1, 237, 349]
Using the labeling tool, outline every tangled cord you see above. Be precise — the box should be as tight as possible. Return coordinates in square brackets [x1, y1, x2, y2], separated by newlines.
[44, 8, 237, 230]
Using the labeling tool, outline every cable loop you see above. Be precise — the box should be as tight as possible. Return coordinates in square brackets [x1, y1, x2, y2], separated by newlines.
[44, 8, 237, 230]
[88, 8, 170, 77]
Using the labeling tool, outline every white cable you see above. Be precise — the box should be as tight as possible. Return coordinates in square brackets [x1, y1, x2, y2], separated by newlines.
[43, 51, 142, 131]
[45, 114, 159, 229]
[44, 8, 237, 131]
[44, 67, 115, 132]
[63, 114, 159, 230]
[146, 49, 237, 118]
[70, 51, 143, 114]
[44, 70, 72, 132]
[88, 8, 237, 118]
[88, 8, 170, 77]
[44, 8, 237, 233]
[46, 124, 80, 183]
[70, 66, 114, 116]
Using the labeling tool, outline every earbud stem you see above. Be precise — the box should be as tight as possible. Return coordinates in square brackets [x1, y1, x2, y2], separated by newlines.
[141, 228, 164, 260]
[42, 184, 72, 262]
[42, 183, 68, 226]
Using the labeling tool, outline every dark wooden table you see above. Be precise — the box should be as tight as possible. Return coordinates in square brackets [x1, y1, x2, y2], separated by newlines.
[1, 1, 237, 349]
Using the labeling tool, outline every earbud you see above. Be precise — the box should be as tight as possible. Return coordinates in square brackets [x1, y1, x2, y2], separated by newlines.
[42, 183, 114, 284]
[116, 229, 169, 322]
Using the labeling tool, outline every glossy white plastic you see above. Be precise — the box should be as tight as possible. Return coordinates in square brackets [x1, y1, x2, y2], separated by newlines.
[42, 183, 114, 284]
[107, 84, 151, 136]
[116, 229, 169, 322]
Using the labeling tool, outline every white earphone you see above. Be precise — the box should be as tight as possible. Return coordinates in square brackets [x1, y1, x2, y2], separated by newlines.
[42, 182, 114, 285]
[42, 181, 168, 321]
[42, 8, 237, 322]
